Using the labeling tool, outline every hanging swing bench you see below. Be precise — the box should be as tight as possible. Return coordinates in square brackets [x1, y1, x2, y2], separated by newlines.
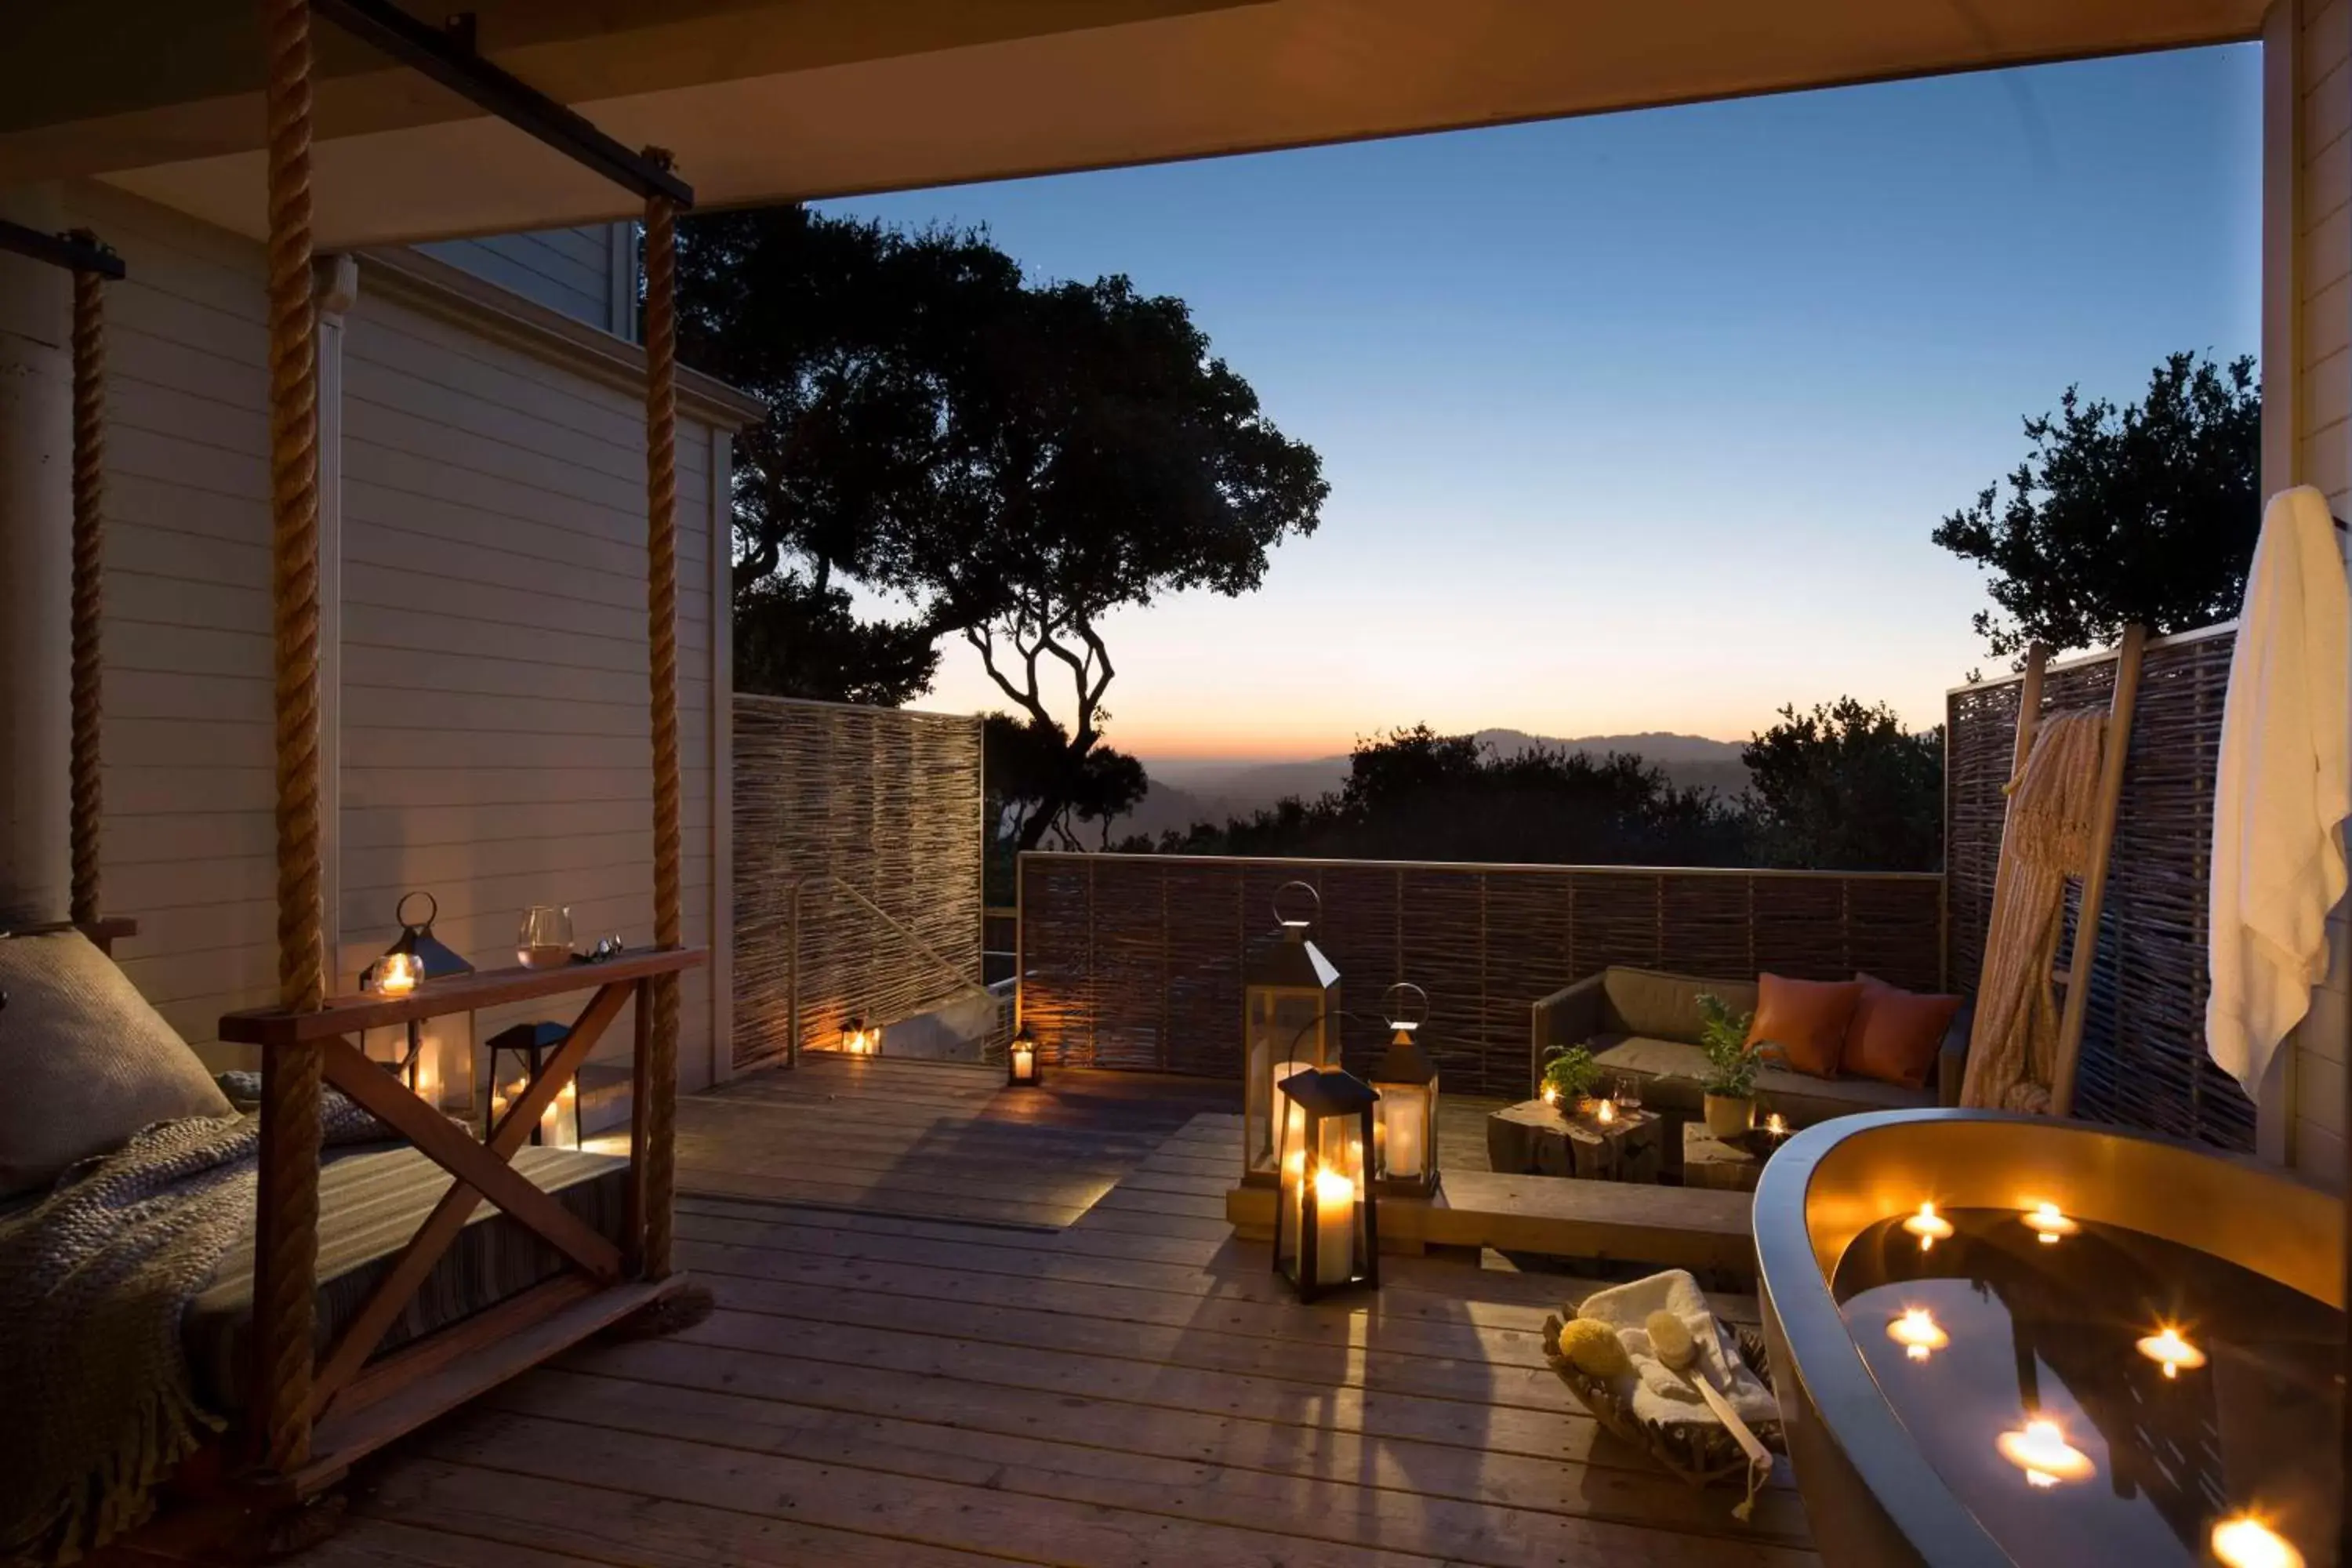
[5, 0, 713, 1519]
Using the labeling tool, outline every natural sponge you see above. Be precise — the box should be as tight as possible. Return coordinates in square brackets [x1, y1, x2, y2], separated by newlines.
[1556, 1316, 1632, 1380]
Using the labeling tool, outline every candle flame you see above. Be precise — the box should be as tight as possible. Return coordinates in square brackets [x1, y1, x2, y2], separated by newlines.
[1901, 1202, 1953, 1248]
[1886, 1307, 1947, 1359]
[2210, 1515, 2303, 1568]
[1995, 1418, 2092, 1485]
[1595, 1100, 1616, 1123]
[2135, 1326, 2207, 1378]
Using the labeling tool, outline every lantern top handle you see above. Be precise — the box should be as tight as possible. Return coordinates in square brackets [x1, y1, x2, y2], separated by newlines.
[1382, 981, 1428, 1033]
[397, 889, 439, 931]
[1272, 880, 1321, 933]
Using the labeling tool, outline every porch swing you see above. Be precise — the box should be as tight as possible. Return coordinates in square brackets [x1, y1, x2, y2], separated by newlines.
[0, 0, 709, 1544]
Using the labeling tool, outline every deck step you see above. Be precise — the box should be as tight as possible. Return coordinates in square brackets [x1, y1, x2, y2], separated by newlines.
[1228, 1168, 1755, 1275]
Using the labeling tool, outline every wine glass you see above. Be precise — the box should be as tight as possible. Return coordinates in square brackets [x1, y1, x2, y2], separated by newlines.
[1615, 1075, 1643, 1116]
[517, 905, 574, 970]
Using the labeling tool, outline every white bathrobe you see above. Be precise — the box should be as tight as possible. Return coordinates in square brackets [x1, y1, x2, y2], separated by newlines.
[2207, 485, 2352, 1094]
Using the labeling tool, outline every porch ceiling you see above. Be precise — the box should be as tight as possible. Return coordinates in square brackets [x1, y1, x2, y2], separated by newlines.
[5, 0, 2264, 246]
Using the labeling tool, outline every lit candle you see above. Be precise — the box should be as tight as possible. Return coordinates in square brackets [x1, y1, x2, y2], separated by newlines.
[2135, 1326, 2207, 1379]
[1902, 1202, 1954, 1250]
[378, 953, 422, 996]
[1541, 1087, 1560, 1107]
[1311, 1167, 1356, 1286]
[2021, 1202, 2077, 1244]
[1272, 1059, 1313, 1149]
[1994, 1418, 2093, 1486]
[1763, 1112, 1789, 1139]
[2210, 1515, 2303, 1568]
[541, 1078, 577, 1149]
[1385, 1103, 1423, 1179]
[1011, 1040, 1036, 1082]
[1886, 1308, 1948, 1362]
[1595, 1098, 1617, 1124]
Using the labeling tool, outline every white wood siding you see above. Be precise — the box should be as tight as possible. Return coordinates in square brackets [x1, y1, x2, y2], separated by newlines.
[418, 224, 633, 339]
[2270, 0, 2352, 1189]
[64, 181, 729, 1092]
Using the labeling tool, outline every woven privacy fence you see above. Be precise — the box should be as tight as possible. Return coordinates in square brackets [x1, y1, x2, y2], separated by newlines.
[1945, 625, 2255, 1150]
[733, 695, 983, 1070]
[1018, 854, 1943, 1097]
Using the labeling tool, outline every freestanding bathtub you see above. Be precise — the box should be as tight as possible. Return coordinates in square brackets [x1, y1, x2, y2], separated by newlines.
[1754, 1109, 2343, 1568]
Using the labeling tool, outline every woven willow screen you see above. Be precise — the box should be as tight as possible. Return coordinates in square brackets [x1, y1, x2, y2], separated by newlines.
[1944, 626, 2255, 1150]
[1018, 854, 1943, 1097]
[733, 695, 983, 1070]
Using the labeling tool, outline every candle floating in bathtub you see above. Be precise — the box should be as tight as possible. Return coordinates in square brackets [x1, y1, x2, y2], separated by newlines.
[1995, 1418, 2093, 1486]
[1901, 1202, 1954, 1250]
[2210, 1515, 2303, 1568]
[2135, 1325, 2206, 1380]
[2020, 1202, 2078, 1244]
[1886, 1307, 1947, 1361]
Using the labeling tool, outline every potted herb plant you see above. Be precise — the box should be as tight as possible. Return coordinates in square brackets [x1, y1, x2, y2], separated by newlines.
[1696, 993, 1764, 1137]
[1538, 1042, 1604, 1116]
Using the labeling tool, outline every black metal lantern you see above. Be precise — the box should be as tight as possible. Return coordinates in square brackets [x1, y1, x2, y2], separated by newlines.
[1007, 1020, 1043, 1088]
[1272, 1066, 1381, 1301]
[841, 1013, 880, 1055]
[485, 1021, 579, 1148]
[1243, 881, 1340, 1187]
[358, 891, 474, 1109]
[1370, 982, 1440, 1199]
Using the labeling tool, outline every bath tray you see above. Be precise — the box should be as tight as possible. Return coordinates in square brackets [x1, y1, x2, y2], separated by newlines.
[1540, 1309, 1787, 1490]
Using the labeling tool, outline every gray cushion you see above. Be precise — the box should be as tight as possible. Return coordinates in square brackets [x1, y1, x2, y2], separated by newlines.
[0, 931, 234, 1196]
[1592, 1034, 1934, 1126]
[1599, 967, 1757, 1043]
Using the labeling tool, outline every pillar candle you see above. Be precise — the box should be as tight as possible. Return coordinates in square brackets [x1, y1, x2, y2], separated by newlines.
[1011, 1041, 1035, 1082]
[1312, 1167, 1355, 1286]
[1385, 1091, 1425, 1179]
[1272, 1059, 1313, 1152]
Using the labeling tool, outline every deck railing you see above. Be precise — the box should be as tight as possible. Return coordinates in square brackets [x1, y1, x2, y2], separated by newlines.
[1017, 853, 1943, 1098]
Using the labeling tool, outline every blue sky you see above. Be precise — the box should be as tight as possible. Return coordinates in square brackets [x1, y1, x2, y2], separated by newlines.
[822, 44, 2263, 762]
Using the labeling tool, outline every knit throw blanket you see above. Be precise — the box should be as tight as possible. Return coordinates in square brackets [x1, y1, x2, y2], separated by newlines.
[0, 1098, 380, 1566]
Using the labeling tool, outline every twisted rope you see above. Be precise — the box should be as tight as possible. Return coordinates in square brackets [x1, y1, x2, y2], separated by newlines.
[256, 0, 323, 1475]
[641, 164, 682, 1279]
[67, 239, 107, 928]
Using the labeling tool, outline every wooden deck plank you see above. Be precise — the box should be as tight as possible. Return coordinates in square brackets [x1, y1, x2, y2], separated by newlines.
[486, 1368, 1811, 1563]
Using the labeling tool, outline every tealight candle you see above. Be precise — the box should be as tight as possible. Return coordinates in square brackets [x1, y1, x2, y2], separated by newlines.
[1541, 1087, 1560, 1107]
[1886, 1307, 1947, 1361]
[2020, 1202, 2077, 1243]
[1995, 1418, 2093, 1486]
[2135, 1326, 2207, 1379]
[1901, 1202, 1954, 1250]
[378, 952, 423, 996]
[2210, 1515, 2303, 1568]
[1595, 1098, 1617, 1124]
[1762, 1112, 1790, 1139]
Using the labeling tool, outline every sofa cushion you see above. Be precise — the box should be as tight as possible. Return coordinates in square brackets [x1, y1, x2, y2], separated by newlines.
[1600, 967, 1756, 1043]
[1843, 976, 1962, 1088]
[1592, 1034, 1935, 1126]
[1746, 973, 1863, 1077]
[0, 931, 234, 1197]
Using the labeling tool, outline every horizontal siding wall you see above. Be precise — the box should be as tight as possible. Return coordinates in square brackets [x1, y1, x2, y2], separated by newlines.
[65, 181, 724, 1088]
[417, 225, 630, 339]
[339, 278, 717, 1089]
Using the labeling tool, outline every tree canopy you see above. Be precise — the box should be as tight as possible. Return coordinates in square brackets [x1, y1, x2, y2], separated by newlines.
[1933, 352, 2261, 660]
[679, 205, 1327, 840]
[1738, 699, 1943, 871]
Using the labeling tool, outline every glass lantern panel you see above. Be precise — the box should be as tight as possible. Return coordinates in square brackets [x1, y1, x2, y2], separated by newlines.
[1379, 1083, 1431, 1180]
[1245, 986, 1334, 1174]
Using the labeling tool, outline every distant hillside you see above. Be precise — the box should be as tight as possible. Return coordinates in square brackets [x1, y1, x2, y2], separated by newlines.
[1117, 731, 1749, 841]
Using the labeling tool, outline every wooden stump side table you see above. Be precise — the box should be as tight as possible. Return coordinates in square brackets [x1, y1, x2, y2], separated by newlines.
[1679, 1123, 1795, 1192]
[1486, 1099, 1662, 1183]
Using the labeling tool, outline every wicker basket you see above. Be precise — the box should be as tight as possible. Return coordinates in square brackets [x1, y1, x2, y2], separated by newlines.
[1541, 1310, 1787, 1490]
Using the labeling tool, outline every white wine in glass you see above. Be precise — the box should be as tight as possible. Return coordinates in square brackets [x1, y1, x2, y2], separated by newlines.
[518, 905, 573, 970]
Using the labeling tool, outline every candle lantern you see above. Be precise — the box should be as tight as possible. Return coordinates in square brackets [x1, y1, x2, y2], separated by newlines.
[1271, 1066, 1381, 1301]
[485, 1021, 579, 1148]
[1242, 881, 1341, 1187]
[1369, 982, 1439, 1199]
[1007, 1020, 1043, 1088]
[358, 891, 475, 1114]
[841, 1014, 880, 1055]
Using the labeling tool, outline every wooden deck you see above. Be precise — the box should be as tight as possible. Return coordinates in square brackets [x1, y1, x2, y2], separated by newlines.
[245, 1059, 1814, 1566]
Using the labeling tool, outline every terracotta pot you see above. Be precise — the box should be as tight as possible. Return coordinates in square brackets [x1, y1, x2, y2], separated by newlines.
[1704, 1093, 1755, 1138]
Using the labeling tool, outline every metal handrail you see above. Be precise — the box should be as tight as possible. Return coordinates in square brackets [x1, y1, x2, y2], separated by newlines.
[783, 871, 1004, 1067]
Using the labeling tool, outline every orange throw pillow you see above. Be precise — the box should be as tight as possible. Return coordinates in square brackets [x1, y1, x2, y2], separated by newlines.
[1744, 974, 1863, 1077]
[1842, 976, 1962, 1088]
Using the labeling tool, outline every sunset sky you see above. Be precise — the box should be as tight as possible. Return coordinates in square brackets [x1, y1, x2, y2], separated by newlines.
[822, 44, 2262, 765]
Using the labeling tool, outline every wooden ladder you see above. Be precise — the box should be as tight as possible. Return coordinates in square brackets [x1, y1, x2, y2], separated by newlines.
[1991, 626, 2146, 1117]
